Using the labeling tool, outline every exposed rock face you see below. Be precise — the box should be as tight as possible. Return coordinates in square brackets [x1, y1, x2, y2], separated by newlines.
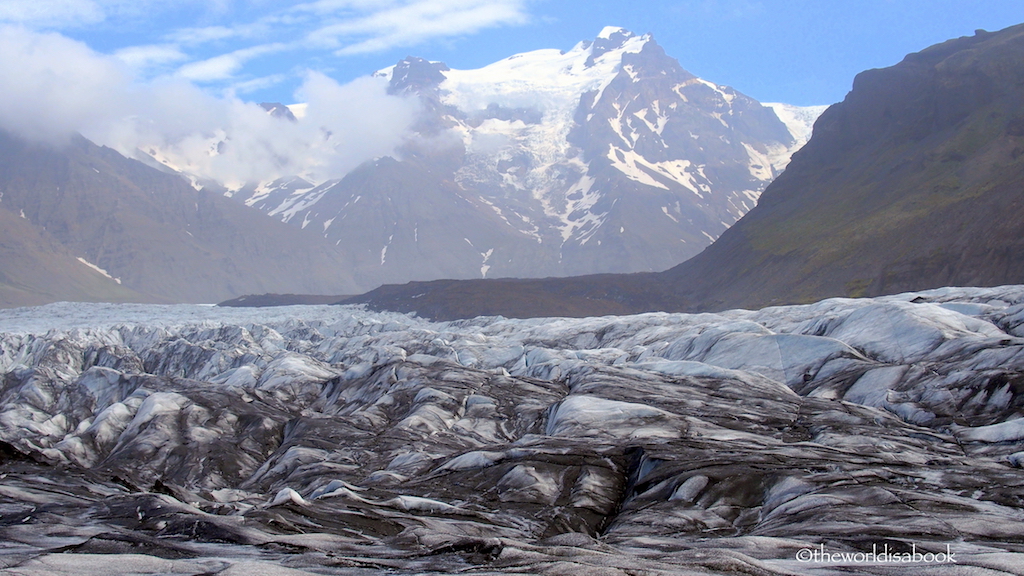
[2, 287, 1024, 573]
[0, 131, 365, 307]
[259, 102, 298, 122]
[226, 28, 821, 285]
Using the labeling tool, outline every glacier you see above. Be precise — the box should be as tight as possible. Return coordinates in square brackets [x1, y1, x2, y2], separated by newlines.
[2, 287, 1024, 574]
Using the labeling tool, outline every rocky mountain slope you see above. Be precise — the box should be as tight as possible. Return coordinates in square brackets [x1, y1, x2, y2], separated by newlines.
[0, 203, 153, 307]
[349, 24, 1024, 320]
[211, 28, 822, 284]
[657, 23, 1024, 311]
[2, 287, 1024, 573]
[0, 131, 365, 307]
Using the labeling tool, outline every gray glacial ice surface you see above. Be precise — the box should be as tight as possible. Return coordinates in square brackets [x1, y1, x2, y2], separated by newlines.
[2, 288, 1024, 574]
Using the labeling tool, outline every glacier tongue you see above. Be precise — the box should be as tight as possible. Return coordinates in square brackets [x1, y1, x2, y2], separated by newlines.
[3, 286, 1024, 574]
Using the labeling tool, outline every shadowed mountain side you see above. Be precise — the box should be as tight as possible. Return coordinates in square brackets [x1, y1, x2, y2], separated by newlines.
[0, 131, 366, 306]
[0, 207, 157, 307]
[347, 24, 1024, 320]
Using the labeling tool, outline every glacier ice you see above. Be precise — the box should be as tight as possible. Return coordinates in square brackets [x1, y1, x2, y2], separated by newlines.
[2, 287, 1024, 573]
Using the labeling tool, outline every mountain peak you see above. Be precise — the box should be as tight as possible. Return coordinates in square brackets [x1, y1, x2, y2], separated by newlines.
[584, 27, 650, 67]
[259, 102, 297, 122]
[385, 56, 450, 95]
[597, 26, 633, 40]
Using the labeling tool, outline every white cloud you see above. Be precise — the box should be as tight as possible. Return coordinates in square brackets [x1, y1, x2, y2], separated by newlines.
[226, 74, 289, 96]
[304, 0, 530, 54]
[101, 72, 420, 186]
[295, 0, 388, 13]
[0, 0, 237, 29]
[176, 54, 242, 82]
[176, 43, 289, 82]
[0, 0, 104, 27]
[4, 0, 532, 101]
[0, 26, 421, 185]
[295, 72, 422, 179]
[159, 0, 530, 82]
[114, 44, 188, 70]
[0, 1, 534, 184]
[166, 22, 268, 46]
[167, 25, 238, 45]
[0, 26, 128, 144]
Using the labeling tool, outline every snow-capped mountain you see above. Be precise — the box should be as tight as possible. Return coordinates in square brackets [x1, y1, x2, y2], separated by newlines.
[210, 28, 824, 284]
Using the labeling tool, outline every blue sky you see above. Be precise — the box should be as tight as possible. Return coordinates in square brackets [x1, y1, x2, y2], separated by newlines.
[5, 0, 1022, 107]
[0, 0, 1020, 187]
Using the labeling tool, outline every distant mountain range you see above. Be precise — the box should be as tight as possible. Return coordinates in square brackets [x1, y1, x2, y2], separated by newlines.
[347, 23, 1024, 319]
[0, 27, 822, 308]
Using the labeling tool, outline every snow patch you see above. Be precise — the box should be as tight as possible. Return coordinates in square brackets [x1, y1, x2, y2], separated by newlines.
[381, 234, 394, 265]
[481, 248, 494, 278]
[597, 26, 627, 39]
[606, 146, 708, 197]
[76, 257, 121, 285]
[763, 102, 829, 171]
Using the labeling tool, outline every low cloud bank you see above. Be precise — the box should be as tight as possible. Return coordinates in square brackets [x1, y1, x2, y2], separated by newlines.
[0, 26, 421, 186]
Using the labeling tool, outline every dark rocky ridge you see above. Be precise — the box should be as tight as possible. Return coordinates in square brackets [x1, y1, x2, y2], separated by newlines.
[218, 293, 351, 307]
[259, 102, 298, 122]
[388, 56, 450, 95]
[348, 23, 1024, 320]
